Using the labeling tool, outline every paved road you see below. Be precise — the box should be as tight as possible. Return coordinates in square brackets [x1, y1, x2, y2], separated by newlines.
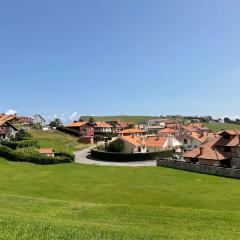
[74, 147, 156, 167]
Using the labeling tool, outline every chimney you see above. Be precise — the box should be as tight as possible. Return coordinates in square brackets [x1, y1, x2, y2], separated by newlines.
[200, 146, 204, 155]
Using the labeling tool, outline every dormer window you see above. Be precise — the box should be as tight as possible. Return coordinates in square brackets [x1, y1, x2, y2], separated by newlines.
[223, 134, 230, 140]
[224, 146, 231, 152]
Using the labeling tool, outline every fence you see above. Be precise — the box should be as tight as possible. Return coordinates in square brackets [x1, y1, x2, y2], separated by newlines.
[157, 159, 240, 179]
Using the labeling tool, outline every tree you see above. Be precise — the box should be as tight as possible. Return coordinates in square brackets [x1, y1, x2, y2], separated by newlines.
[88, 117, 95, 124]
[107, 139, 124, 152]
[49, 118, 62, 127]
[224, 117, 232, 123]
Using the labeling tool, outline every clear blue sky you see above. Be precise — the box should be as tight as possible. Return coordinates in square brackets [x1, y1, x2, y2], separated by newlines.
[1, 0, 240, 120]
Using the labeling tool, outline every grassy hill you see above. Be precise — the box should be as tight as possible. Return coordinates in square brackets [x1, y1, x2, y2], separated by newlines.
[29, 130, 88, 153]
[0, 158, 240, 239]
[81, 115, 157, 123]
[206, 122, 240, 132]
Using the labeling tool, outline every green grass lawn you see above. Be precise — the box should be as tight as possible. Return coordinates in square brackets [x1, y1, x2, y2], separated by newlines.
[81, 115, 157, 123]
[29, 130, 88, 153]
[206, 122, 240, 132]
[0, 158, 240, 239]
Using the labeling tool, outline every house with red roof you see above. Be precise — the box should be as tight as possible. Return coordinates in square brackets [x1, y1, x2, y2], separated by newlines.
[66, 121, 94, 137]
[38, 148, 55, 157]
[157, 128, 177, 137]
[0, 118, 18, 140]
[183, 130, 240, 167]
[94, 122, 113, 133]
[117, 128, 146, 137]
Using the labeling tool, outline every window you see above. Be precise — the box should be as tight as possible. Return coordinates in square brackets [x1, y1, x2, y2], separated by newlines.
[184, 139, 188, 144]
[223, 134, 230, 140]
[224, 146, 231, 152]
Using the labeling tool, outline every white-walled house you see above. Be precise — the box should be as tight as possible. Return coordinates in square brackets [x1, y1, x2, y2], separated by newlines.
[0, 121, 18, 140]
[32, 114, 46, 126]
[94, 122, 113, 133]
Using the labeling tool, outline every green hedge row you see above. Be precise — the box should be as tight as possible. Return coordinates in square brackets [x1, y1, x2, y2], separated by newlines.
[0, 145, 73, 165]
[91, 148, 172, 162]
[56, 126, 83, 137]
[0, 140, 39, 150]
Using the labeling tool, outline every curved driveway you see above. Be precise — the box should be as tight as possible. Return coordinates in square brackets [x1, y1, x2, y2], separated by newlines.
[74, 147, 156, 167]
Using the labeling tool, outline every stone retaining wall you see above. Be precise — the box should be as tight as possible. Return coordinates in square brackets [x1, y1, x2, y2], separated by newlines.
[157, 159, 240, 179]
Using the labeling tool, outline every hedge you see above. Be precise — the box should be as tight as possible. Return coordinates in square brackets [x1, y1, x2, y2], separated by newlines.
[56, 126, 83, 137]
[0, 145, 73, 165]
[0, 140, 39, 150]
[91, 148, 172, 162]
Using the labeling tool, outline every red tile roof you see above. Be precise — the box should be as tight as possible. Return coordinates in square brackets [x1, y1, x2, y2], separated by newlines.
[66, 121, 88, 127]
[183, 138, 232, 161]
[117, 128, 146, 134]
[157, 128, 176, 134]
[145, 136, 167, 147]
[95, 122, 113, 128]
[38, 148, 55, 154]
[119, 136, 143, 146]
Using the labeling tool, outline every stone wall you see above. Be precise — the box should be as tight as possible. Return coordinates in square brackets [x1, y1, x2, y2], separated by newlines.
[157, 159, 240, 179]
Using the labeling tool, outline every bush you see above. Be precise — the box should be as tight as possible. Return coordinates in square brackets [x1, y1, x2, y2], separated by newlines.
[16, 140, 39, 148]
[93, 135, 105, 142]
[15, 129, 32, 141]
[55, 152, 75, 162]
[0, 140, 39, 149]
[107, 139, 124, 152]
[56, 126, 83, 137]
[91, 148, 172, 162]
[0, 141, 18, 150]
[0, 145, 73, 165]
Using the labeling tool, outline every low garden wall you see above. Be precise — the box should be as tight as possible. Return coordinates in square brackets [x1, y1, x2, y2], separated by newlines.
[91, 148, 172, 162]
[157, 159, 240, 179]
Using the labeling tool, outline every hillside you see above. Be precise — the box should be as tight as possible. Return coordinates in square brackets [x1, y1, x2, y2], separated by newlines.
[0, 157, 240, 239]
[206, 122, 240, 132]
[80, 115, 157, 123]
[29, 130, 88, 153]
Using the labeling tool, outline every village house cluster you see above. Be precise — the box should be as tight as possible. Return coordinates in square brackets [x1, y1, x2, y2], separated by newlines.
[65, 118, 218, 155]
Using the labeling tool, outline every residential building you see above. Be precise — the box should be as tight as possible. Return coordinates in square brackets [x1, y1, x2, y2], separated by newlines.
[18, 116, 32, 124]
[32, 114, 46, 126]
[117, 128, 146, 137]
[38, 148, 55, 157]
[157, 128, 177, 137]
[183, 130, 240, 167]
[66, 121, 94, 137]
[0, 120, 18, 140]
[106, 120, 129, 132]
[145, 136, 182, 153]
[116, 136, 147, 153]
[94, 122, 113, 133]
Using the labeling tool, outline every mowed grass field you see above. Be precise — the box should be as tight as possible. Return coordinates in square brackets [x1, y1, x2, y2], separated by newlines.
[0, 158, 240, 239]
[81, 115, 157, 123]
[29, 130, 88, 153]
[206, 122, 240, 132]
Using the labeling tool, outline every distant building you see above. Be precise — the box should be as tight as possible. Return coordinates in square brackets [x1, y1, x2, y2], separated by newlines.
[38, 148, 55, 157]
[32, 114, 46, 126]
[0, 120, 18, 140]
[117, 128, 146, 137]
[183, 130, 240, 168]
[94, 122, 113, 133]
[65, 121, 94, 137]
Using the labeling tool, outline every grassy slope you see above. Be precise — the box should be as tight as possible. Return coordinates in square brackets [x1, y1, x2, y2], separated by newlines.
[206, 122, 240, 132]
[29, 130, 88, 153]
[81, 115, 157, 123]
[0, 158, 240, 239]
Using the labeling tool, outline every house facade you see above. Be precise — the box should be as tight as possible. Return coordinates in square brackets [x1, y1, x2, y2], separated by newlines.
[66, 121, 94, 137]
[183, 130, 240, 168]
[32, 114, 46, 126]
[117, 128, 146, 137]
[94, 122, 113, 133]
[0, 121, 18, 140]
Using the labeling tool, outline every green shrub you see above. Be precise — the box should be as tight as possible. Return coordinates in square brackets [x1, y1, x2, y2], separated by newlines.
[15, 129, 32, 141]
[55, 152, 75, 162]
[16, 140, 39, 148]
[93, 135, 105, 142]
[0, 145, 72, 165]
[91, 148, 172, 162]
[107, 139, 124, 152]
[0, 141, 18, 150]
[56, 126, 83, 137]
